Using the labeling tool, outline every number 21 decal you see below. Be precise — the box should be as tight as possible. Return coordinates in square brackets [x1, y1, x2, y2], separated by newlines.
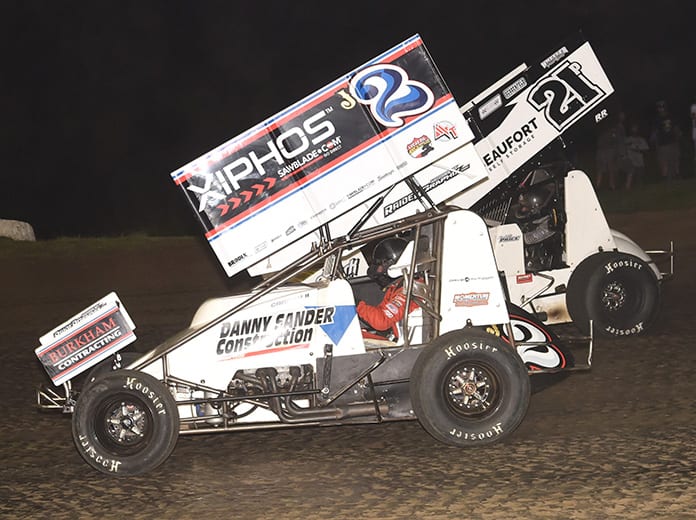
[528, 61, 605, 131]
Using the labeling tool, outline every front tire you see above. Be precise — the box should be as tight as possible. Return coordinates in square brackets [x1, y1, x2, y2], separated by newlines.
[72, 370, 179, 476]
[82, 351, 141, 390]
[567, 252, 660, 337]
[410, 330, 530, 446]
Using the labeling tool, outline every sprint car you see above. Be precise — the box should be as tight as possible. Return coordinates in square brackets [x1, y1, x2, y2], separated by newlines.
[35, 35, 594, 476]
[37, 205, 591, 476]
[448, 34, 673, 337]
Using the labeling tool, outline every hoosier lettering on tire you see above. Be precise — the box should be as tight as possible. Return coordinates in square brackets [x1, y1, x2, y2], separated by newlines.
[566, 252, 660, 338]
[82, 351, 141, 390]
[410, 330, 530, 446]
[72, 370, 179, 476]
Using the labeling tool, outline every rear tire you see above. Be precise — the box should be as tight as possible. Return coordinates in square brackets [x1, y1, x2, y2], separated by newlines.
[72, 370, 179, 476]
[567, 252, 660, 337]
[410, 329, 530, 446]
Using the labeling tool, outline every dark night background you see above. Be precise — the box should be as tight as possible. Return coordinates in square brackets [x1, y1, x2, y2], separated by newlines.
[3, 0, 695, 238]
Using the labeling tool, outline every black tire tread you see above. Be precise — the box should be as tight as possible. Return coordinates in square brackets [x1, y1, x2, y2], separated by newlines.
[567, 252, 660, 337]
[410, 329, 530, 447]
[72, 370, 179, 476]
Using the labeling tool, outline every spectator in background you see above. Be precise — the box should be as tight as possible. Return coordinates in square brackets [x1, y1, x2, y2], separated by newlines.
[650, 100, 682, 181]
[595, 111, 631, 190]
[625, 123, 649, 189]
[594, 122, 615, 190]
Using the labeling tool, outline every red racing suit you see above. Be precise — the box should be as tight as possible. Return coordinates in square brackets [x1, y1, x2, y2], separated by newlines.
[356, 280, 419, 339]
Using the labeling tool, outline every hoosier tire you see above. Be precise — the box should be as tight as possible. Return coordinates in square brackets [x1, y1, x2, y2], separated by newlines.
[566, 252, 660, 337]
[82, 351, 141, 390]
[410, 330, 530, 446]
[72, 370, 179, 476]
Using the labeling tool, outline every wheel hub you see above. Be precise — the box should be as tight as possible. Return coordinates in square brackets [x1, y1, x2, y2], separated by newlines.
[602, 281, 626, 311]
[462, 381, 477, 396]
[447, 366, 494, 414]
[107, 401, 147, 445]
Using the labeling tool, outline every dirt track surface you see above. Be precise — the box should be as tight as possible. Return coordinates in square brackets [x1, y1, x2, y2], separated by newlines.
[1, 210, 695, 519]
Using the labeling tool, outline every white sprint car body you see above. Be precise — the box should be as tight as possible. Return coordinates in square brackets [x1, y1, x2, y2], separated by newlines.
[37, 34, 656, 478]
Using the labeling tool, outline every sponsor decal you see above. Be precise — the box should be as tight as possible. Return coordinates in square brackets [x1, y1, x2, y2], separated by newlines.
[481, 118, 538, 168]
[186, 108, 338, 216]
[453, 275, 495, 283]
[528, 60, 605, 131]
[377, 169, 395, 182]
[444, 341, 498, 359]
[594, 108, 609, 123]
[227, 252, 248, 267]
[276, 136, 344, 178]
[343, 257, 360, 278]
[215, 305, 355, 358]
[349, 64, 435, 127]
[407, 135, 434, 158]
[433, 121, 458, 141]
[123, 376, 168, 415]
[540, 46, 569, 69]
[502, 77, 528, 100]
[336, 89, 357, 110]
[51, 301, 108, 338]
[605, 322, 644, 335]
[384, 301, 401, 318]
[604, 258, 643, 274]
[329, 198, 345, 210]
[216, 309, 329, 357]
[478, 94, 502, 120]
[383, 165, 465, 217]
[516, 273, 533, 284]
[498, 233, 521, 243]
[78, 435, 122, 473]
[348, 179, 375, 200]
[449, 422, 503, 440]
[311, 208, 327, 220]
[453, 292, 490, 307]
[36, 307, 136, 386]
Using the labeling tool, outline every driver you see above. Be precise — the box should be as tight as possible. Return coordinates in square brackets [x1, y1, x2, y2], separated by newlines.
[356, 237, 419, 341]
[515, 185, 552, 221]
[513, 183, 564, 271]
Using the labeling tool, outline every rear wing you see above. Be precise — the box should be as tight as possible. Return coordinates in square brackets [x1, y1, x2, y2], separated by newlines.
[245, 34, 616, 276]
[451, 33, 615, 209]
[171, 34, 487, 277]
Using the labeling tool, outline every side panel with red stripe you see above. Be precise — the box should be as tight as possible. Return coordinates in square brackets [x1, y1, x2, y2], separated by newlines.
[161, 280, 364, 391]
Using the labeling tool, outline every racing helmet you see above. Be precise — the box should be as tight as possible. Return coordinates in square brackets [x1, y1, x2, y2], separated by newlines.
[515, 186, 552, 219]
[367, 237, 409, 287]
